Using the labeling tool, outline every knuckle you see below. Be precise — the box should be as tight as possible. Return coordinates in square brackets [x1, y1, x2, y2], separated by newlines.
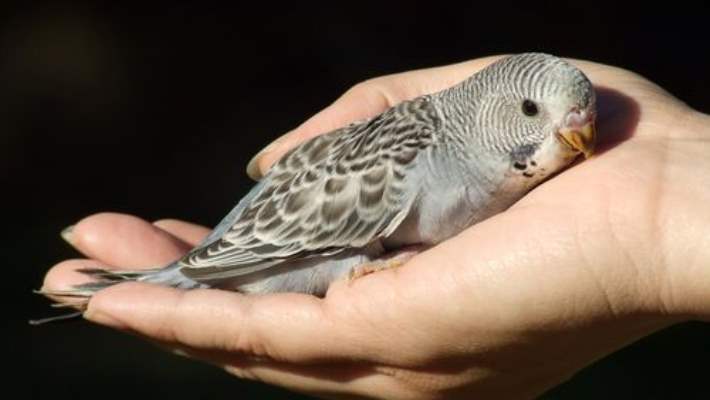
[345, 79, 376, 96]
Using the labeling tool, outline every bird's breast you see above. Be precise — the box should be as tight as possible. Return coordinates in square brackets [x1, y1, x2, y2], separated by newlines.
[384, 152, 508, 247]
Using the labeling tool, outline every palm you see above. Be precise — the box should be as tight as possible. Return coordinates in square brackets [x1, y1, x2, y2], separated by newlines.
[43, 58, 710, 400]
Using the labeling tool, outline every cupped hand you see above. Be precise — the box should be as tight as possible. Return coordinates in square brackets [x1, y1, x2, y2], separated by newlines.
[42, 56, 710, 399]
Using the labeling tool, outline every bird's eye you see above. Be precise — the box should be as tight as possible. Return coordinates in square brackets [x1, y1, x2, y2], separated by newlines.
[521, 100, 539, 117]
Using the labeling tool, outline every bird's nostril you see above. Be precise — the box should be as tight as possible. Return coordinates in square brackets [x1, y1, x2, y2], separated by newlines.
[565, 109, 590, 127]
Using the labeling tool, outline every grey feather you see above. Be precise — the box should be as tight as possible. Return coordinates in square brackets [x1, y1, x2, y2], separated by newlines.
[36, 53, 597, 309]
[180, 95, 439, 281]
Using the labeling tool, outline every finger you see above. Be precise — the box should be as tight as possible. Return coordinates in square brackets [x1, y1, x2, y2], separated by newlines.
[153, 219, 211, 246]
[84, 283, 369, 363]
[41, 215, 199, 296]
[220, 362, 410, 399]
[247, 56, 503, 180]
[164, 345, 400, 399]
[66, 212, 192, 268]
[244, 83, 394, 180]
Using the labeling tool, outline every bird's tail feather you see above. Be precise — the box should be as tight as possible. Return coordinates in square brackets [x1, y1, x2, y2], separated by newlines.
[30, 269, 138, 325]
[30, 264, 193, 325]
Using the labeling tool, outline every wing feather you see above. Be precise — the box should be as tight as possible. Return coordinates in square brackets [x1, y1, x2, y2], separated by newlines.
[180, 96, 440, 281]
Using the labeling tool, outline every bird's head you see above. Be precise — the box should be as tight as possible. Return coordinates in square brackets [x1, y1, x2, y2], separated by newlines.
[462, 53, 596, 178]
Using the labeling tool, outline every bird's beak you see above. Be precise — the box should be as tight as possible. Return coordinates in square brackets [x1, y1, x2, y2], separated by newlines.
[557, 121, 596, 158]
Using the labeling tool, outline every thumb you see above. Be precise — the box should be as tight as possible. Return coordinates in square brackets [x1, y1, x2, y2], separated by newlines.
[245, 57, 502, 180]
[245, 80, 396, 180]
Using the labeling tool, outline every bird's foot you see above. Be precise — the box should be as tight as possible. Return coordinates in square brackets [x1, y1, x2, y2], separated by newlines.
[348, 247, 421, 282]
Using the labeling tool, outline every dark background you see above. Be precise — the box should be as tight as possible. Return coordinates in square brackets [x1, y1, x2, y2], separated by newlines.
[9, 1, 709, 399]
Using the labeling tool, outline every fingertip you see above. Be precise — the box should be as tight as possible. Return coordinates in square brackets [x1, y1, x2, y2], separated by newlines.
[253, 132, 305, 177]
[68, 212, 129, 253]
[246, 152, 264, 180]
[245, 132, 295, 180]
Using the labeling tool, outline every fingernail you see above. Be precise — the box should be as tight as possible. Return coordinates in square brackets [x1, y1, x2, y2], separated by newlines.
[171, 348, 192, 359]
[60, 225, 75, 245]
[246, 134, 289, 181]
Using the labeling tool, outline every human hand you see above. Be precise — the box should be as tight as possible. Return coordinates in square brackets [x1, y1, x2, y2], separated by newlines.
[43, 56, 710, 399]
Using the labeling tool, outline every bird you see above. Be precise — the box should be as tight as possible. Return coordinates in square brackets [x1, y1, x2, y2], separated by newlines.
[33, 53, 596, 324]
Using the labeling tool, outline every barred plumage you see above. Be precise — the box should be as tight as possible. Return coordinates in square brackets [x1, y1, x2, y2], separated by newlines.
[35, 53, 597, 318]
[180, 95, 440, 281]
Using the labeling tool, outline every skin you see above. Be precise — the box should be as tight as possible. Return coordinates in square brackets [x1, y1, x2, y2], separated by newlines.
[43, 56, 710, 399]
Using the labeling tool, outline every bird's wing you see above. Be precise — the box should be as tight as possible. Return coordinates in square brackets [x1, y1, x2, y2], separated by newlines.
[179, 96, 441, 281]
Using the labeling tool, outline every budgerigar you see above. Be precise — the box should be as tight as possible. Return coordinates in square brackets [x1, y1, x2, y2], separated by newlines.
[34, 53, 596, 323]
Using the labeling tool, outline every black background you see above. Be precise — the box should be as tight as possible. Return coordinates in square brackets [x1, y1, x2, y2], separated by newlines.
[10, 1, 709, 399]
